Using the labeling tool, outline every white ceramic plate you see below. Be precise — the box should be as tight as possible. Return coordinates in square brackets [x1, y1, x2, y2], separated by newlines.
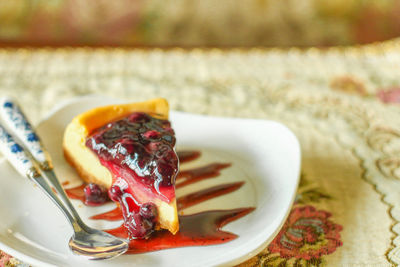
[0, 95, 300, 267]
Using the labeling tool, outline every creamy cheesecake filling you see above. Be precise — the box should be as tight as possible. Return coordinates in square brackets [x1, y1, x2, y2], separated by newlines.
[85, 112, 179, 239]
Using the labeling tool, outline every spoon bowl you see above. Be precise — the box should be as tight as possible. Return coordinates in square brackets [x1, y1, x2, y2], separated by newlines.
[69, 228, 129, 260]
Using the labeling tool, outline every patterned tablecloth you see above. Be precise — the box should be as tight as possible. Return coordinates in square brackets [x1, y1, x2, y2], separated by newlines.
[1, 41, 400, 266]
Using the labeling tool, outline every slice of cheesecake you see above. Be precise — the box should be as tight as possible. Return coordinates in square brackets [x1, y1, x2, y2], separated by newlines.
[63, 98, 179, 238]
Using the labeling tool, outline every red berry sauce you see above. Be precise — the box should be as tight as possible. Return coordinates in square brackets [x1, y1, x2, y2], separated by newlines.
[176, 163, 231, 188]
[106, 207, 255, 254]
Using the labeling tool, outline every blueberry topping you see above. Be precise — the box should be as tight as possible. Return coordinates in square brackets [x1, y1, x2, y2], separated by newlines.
[108, 184, 124, 202]
[128, 112, 150, 123]
[84, 183, 109, 205]
[125, 213, 155, 239]
[86, 112, 178, 188]
[85, 112, 178, 238]
[142, 130, 161, 139]
[140, 203, 158, 221]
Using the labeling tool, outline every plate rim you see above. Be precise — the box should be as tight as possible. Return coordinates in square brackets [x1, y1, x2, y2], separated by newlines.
[0, 94, 301, 267]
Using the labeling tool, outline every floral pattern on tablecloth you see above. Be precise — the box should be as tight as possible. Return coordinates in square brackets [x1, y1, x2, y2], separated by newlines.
[241, 174, 343, 267]
[377, 87, 400, 104]
[264, 206, 342, 266]
[329, 74, 400, 105]
[0, 251, 26, 267]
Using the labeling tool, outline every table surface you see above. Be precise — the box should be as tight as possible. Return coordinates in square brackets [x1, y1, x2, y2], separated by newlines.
[1, 41, 400, 266]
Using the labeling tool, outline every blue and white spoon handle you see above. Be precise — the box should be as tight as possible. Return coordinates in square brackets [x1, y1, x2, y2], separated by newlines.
[0, 116, 89, 234]
[0, 125, 40, 179]
[0, 97, 52, 170]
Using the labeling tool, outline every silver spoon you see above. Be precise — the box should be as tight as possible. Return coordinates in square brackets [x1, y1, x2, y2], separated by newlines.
[0, 98, 128, 260]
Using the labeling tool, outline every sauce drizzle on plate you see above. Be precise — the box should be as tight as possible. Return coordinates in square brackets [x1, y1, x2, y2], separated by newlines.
[65, 150, 255, 254]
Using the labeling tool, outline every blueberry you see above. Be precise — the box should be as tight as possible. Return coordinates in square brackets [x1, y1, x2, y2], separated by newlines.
[128, 112, 150, 123]
[142, 130, 161, 139]
[140, 203, 158, 221]
[84, 183, 109, 205]
[125, 213, 154, 239]
[163, 127, 174, 135]
[161, 135, 173, 143]
[108, 184, 123, 202]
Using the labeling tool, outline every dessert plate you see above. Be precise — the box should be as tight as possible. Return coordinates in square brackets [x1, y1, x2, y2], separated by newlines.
[0, 95, 300, 267]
